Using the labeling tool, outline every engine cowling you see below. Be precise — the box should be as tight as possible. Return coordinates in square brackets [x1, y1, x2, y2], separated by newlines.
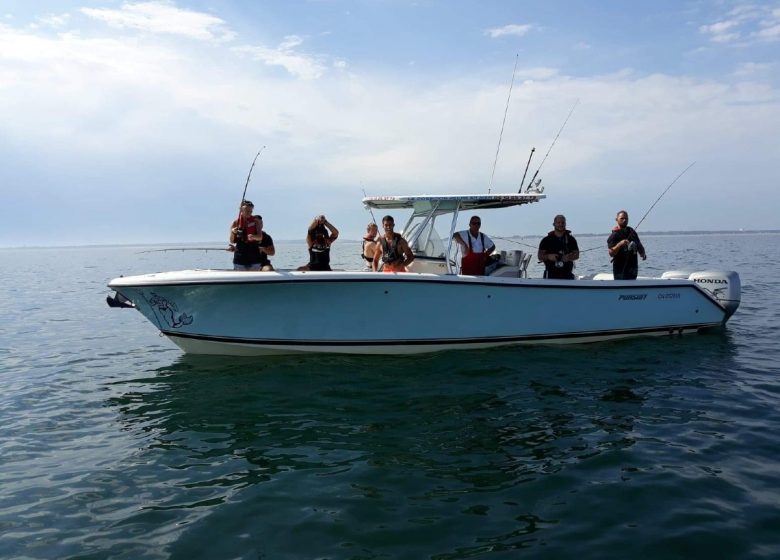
[688, 271, 741, 319]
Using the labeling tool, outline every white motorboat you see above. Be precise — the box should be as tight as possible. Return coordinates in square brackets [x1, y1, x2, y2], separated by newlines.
[107, 193, 740, 356]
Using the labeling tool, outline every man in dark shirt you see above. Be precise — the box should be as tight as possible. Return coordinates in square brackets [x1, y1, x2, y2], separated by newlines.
[607, 210, 646, 280]
[538, 214, 579, 279]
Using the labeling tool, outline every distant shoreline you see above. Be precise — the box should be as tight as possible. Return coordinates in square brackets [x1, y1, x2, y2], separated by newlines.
[2, 229, 779, 249]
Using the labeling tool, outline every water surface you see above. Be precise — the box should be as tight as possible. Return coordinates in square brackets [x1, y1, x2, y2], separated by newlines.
[1, 234, 779, 559]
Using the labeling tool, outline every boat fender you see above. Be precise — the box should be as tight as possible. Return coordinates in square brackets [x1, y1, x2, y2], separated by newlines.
[688, 271, 741, 318]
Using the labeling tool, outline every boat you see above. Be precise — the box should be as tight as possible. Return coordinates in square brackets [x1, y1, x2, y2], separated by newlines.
[107, 192, 741, 356]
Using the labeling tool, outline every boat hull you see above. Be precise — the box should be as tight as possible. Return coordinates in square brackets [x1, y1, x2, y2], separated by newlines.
[108, 270, 737, 356]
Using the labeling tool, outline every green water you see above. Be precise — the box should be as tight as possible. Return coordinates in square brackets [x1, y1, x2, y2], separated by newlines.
[1, 237, 779, 558]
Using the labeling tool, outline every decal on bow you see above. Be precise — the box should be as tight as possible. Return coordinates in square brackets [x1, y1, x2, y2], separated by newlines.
[148, 293, 193, 328]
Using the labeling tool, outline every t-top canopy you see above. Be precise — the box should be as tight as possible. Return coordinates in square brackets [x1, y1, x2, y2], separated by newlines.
[363, 193, 546, 216]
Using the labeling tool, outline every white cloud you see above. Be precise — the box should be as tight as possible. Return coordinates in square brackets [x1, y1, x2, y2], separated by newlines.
[700, 4, 780, 44]
[233, 36, 327, 80]
[485, 24, 533, 38]
[753, 22, 780, 41]
[733, 61, 774, 76]
[81, 1, 233, 41]
[1, 7, 779, 243]
[37, 13, 70, 28]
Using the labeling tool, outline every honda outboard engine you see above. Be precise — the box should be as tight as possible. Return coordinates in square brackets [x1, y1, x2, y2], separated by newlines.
[688, 271, 741, 320]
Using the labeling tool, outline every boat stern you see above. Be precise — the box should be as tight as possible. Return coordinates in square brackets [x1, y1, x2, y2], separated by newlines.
[689, 270, 741, 320]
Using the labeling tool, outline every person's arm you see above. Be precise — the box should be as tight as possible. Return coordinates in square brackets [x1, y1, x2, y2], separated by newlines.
[637, 236, 646, 260]
[608, 235, 629, 258]
[399, 238, 415, 268]
[253, 233, 275, 256]
[372, 245, 381, 271]
[538, 239, 556, 263]
[566, 238, 580, 262]
[452, 232, 469, 254]
[484, 234, 496, 256]
[324, 220, 339, 241]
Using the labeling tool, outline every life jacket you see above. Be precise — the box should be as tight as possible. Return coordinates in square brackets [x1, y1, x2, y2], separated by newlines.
[306, 226, 331, 269]
[234, 216, 264, 265]
[235, 216, 260, 243]
[380, 233, 404, 264]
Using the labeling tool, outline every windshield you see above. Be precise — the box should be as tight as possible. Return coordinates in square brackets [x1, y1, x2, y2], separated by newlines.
[404, 215, 448, 258]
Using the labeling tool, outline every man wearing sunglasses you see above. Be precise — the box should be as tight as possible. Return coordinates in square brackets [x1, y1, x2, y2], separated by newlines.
[453, 216, 495, 275]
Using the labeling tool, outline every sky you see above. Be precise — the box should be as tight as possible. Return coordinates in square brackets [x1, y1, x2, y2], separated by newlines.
[1, 0, 779, 247]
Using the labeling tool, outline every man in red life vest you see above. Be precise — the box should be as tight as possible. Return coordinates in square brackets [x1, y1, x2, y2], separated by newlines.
[452, 216, 496, 275]
[607, 210, 646, 280]
[229, 200, 275, 271]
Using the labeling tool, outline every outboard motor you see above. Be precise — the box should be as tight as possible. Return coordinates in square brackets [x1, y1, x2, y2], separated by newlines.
[689, 271, 741, 320]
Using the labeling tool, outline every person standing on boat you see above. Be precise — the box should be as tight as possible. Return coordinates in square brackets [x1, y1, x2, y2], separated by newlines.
[452, 216, 496, 275]
[229, 200, 275, 271]
[607, 210, 646, 280]
[361, 222, 379, 269]
[298, 215, 339, 271]
[372, 215, 415, 272]
[538, 214, 580, 279]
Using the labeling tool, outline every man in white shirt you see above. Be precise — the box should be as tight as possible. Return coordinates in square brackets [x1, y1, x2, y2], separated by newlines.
[452, 216, 496, 275]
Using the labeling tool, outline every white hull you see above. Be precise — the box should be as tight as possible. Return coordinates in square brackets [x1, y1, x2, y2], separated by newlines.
[108, 269, 739, 356]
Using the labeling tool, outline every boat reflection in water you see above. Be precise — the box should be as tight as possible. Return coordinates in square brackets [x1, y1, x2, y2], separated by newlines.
[107, 193, 740, 356]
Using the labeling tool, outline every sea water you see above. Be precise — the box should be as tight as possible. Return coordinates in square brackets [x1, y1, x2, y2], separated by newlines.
[1, 234, 779, 559]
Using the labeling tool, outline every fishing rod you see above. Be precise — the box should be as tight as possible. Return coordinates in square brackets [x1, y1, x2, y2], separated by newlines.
[576, 161, 697, 254]
[523, 99, 579, 192]
[137, 247, 230, 254]
[518, 147, 535, 194]
[362, 187, 378, 225]
[488, 54, 519, 194]
[492, 235, 540, 251]
[234, 146, 267, 234]
[240, 146, 266, 206]
[634, 161, 696, 230]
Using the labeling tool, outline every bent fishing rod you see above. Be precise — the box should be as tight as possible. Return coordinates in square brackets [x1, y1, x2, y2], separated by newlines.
[521, 99, 579, 192]
[234, 146, 267, 238]
[488, 54, 519, 194]
[634, 161, 696, 230]
[239, 146, 266, 206]
[577, 161, 697, 254]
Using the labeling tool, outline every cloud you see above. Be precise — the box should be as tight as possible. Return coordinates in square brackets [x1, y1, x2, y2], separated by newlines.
[81, 1, 234, 41]
[485, 24, 533, 38]
[36, 13, 70, 29]
[1, 5, 779, 244]
[233, 35, 327, 80]
[733, 61, 774, 76]
[700, 4, 780, 44]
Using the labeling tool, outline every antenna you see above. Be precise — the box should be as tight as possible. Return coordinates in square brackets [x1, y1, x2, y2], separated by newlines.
[524, 99, 578, 191]
[488, 54, 519, 194]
